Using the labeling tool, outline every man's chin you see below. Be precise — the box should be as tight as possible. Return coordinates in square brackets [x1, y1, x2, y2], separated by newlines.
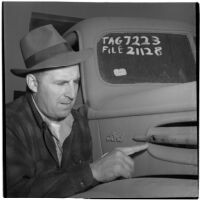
[49, 111, 70, 122]
[58, 111, 71, 120]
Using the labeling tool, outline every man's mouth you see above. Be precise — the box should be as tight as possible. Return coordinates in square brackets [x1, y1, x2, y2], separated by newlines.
[60, 102, 71, 105]
[60, 97, 74, 106]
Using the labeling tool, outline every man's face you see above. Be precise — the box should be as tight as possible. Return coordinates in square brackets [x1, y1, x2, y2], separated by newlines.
[34, 65, 80, 121]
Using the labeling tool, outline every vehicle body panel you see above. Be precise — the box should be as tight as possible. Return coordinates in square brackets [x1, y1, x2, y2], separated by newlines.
[64, 17, 197, 197]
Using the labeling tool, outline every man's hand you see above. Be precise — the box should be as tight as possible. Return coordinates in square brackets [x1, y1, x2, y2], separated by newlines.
[90, 143, 148, 183]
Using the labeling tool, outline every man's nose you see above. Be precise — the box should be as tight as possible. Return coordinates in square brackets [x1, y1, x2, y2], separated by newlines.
[66, 81, 76, 99]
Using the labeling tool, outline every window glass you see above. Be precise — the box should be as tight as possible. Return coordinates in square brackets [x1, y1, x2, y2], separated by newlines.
[97, 33, 196, 83]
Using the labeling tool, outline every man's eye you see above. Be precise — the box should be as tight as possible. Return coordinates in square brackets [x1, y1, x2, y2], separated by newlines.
[74, 80, 80, 84]
[56, 82, 65, 86]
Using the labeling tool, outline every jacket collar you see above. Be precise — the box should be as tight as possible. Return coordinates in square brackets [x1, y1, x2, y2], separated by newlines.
[26, 92, 74, 166]
[26, 91, 45, 130]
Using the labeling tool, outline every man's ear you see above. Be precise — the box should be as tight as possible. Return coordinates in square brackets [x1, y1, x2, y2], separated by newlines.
[26, 74, 38, 93]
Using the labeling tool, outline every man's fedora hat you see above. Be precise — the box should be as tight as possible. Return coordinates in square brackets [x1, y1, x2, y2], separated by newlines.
[11, 24, 92, 77]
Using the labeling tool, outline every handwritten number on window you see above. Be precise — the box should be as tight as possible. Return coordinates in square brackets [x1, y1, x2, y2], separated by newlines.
[127, 46, 135, 55]
[141, 36, 150, 45]
[131, 36, 140, 46]
[152, 36, 161, 45]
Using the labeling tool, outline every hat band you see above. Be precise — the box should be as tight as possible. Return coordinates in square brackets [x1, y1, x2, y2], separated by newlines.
[25, 43, 72, 69]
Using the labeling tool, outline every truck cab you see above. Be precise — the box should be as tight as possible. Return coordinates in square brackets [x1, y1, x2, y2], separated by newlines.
[63, 17, 197, 198]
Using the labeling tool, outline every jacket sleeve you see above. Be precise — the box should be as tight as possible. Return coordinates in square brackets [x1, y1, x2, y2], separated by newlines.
[6, 125, 98, 198]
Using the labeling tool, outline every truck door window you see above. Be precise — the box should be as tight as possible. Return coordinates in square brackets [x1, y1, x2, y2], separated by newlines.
[97, 33, 196, 84]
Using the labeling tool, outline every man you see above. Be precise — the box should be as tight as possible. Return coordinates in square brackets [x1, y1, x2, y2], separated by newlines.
[5, 24, 148, 197]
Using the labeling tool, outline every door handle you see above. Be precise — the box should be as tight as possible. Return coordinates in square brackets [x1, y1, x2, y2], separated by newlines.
[132, 126, 197, 148]
[132, 126, 197, 165]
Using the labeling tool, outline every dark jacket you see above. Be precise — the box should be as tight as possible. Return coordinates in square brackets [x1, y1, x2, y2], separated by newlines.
[5, 92, 97, 197]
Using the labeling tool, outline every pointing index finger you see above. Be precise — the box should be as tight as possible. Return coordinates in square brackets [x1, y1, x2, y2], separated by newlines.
[119, 143, 149, 156]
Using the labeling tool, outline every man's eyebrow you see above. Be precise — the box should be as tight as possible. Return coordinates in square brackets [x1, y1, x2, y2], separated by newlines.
[54, 77, 80, 83]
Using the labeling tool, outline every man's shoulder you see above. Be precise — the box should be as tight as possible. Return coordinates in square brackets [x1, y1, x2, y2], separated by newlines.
[73, 105, 88, 119]
[6, 94, 30, 126]
[72, 105, 90, 136]
[6, 95, 26, 115]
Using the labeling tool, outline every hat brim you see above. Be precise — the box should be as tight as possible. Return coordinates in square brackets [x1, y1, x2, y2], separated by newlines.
[11, 48, 93, 77]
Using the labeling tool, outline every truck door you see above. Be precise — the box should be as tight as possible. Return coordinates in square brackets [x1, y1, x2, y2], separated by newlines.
[64, 17, 197, 198]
